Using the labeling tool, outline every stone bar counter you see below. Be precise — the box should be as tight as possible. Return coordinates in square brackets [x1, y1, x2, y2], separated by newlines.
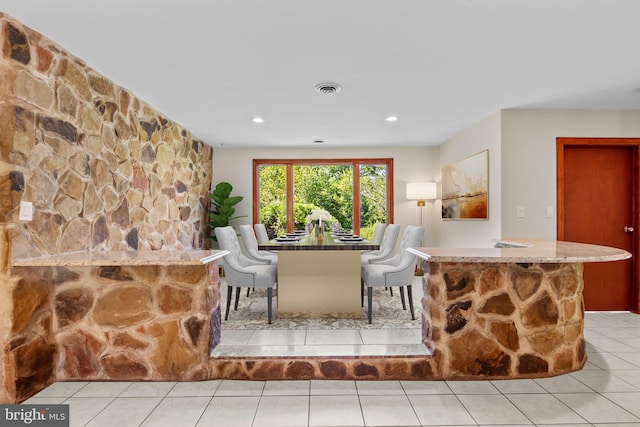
[408, 239, 631, 380]
[6, 250, 226, 402]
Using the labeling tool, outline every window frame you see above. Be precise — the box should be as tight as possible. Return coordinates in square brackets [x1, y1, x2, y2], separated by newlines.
[252, 158, 394, 233]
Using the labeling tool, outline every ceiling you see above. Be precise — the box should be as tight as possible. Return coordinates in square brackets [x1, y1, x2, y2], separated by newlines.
[2, 0, 640, 148]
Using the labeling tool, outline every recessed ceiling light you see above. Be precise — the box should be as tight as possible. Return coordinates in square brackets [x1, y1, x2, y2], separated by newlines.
[385, 115, 399, 122]
[314, 82, 341, 94]
[251, 117, 264, 123]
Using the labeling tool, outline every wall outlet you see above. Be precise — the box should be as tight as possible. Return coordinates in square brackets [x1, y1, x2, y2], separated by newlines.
[19, 201, 33, 221]
[516, 206, 525, 218]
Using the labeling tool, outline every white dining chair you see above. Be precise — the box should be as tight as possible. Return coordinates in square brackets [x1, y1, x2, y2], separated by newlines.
[362, 223, 387, 254]
[215, 226, 277, 323]
[361, 224, 400, 265]
[361, 225, 424, 324]
[254, 223, 271, 244]
[239, 224, 278, 265]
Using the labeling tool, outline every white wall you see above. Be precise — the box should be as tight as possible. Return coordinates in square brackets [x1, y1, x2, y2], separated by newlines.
[501, 109, 640, 240]
[438, 112, 502, 247]
[212, 109, 640, 248]
[211, 146, 440, 244]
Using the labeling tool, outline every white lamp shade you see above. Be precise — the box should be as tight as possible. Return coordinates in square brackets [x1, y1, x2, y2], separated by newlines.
[406, 182, 437, 200]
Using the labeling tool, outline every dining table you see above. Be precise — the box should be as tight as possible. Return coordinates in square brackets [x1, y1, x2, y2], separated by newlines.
[258, 231, 379, 319]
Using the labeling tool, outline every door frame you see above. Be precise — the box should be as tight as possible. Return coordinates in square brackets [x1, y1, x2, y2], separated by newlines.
[557, 137, 640, 313]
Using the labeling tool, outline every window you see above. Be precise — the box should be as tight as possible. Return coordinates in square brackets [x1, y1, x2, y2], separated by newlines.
[253, 158, 394, 239]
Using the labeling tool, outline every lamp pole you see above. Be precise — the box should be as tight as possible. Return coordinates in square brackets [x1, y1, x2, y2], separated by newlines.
[406, 181, 436, 276]
[415, 198, 426, 275]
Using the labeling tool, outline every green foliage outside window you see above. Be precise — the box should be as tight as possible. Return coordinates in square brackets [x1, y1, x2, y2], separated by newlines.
[258, 162, 388, 239]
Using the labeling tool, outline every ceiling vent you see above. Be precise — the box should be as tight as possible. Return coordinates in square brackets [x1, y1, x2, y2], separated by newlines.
[314, 82, 341, 94]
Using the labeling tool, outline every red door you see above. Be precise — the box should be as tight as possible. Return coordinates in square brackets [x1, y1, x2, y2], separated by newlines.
[558, 140, 637, 311]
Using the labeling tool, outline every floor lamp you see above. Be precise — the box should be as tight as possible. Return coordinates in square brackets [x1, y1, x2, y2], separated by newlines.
[406, 181, 437, 274]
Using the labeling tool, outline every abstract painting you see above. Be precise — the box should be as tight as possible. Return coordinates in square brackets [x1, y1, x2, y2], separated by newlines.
[441, 150, 488, 219]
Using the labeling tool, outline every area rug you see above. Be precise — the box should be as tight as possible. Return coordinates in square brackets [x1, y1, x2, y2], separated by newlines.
[220, 277, 423, 330]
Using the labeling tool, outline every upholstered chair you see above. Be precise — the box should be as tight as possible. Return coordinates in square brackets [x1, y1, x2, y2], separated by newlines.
[239, 224, 278, 265]
[362, 223, 387, 254]
[361, 225, 424, 324]
[254, 223, 271, 244]
[361, 224, 401, 265]
[215, 226, 277, 323]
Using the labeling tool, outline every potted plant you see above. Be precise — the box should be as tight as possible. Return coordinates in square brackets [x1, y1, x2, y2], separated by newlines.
[209, 182, 244, 241]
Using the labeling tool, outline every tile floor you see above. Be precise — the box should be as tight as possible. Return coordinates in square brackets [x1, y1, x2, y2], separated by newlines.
[23, 311, 640, 426]
[211, 326, 430, 357]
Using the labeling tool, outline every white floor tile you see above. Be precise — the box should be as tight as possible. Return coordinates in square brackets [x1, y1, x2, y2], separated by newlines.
[506, 393, 587, 424]
[409, 394, 476, 425]
[167, 380, 221, 396]
[305, 329, 363, 345]
[610, 369, 640, 388]
[119, 382, 176, 397]
[601, 392, 640, 418]
[456, 394, 531, 425]
[624, 338, 640, 349]
[309, 395, 364, 427]
[592, 424, 640, 427]
[581, 360, 603, 370]
[533, 425, 591, 427]
[215, 380, 265, 396]
[73, 382, 133, 398]
[197, 396, 259, 427]
[310, 380, 358, 395]
[359, 328, 421, 345]
[247, 329, 306, 346]
[534, 374, 593, 393]
[252, 395, 309, 427]
[612, 351, 640, 367]
[446, 380, 500, 394]
[587, 337, 638, 352]
[555, 392, 640, 423]
[570, 369, 639, 392]
[29, 381, 89, 398]
[587, 350, 640, 369]
[262, 380, 310, 395]
[359, 395, 421, 426]
[356, 380, 404, 395]
[21, 396, 67, 405]
[400, 380, 452, 395]
[590, 327, 640, 339]
[64, 397, 114, 427]
[140, 396, 210, 427]
[476, 424, 535, 427]
[490, 379, 547, 394]
[85, 397, 163, 427]
[221, 329, 255, 345]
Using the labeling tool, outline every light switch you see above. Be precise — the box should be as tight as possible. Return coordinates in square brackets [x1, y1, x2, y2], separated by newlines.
[546, 206, 554, 217]
[516, 206, 525, 218]
[19, 201, 33, 221]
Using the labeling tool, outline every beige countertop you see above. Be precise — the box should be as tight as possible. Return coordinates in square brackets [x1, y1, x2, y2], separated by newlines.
[408, 239, 632, 263]
[11, 249, 229, 267]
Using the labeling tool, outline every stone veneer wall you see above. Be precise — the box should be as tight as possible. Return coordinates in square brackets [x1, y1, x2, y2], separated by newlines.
[5, 264, 220, 402]
[423, 261, 586, 379]
[0, 15, 213, 403]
